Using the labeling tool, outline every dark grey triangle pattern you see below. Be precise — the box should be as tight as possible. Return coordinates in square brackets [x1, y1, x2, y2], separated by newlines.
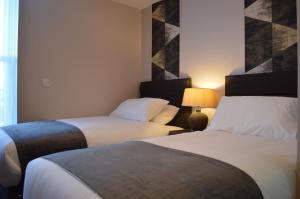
[245, 0, 297, 74]
[152, 0, 180, 80]
[245, 17, 272, 72]
[245, 0, 257, 8]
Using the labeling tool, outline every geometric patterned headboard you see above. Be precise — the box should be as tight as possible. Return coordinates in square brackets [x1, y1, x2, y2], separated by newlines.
[152, 0, 180, 80]
[245, 0, 297, 74]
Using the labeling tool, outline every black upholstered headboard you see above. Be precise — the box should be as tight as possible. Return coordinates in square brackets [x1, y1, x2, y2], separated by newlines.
[140, 78, 192, 129]
[225, 72, 298, 97]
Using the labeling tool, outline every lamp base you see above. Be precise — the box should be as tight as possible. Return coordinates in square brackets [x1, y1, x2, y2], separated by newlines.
[188, 111, 208, 131]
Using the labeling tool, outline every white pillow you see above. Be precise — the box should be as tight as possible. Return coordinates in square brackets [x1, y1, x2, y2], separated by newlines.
[151, 105, 179, 125]
[110, 98, 169, 122]
[208, 96, 298, 140]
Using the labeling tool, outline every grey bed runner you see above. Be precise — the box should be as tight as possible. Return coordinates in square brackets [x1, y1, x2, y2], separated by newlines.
[44, 141, 264, 199]
[2, 121, 87, 174]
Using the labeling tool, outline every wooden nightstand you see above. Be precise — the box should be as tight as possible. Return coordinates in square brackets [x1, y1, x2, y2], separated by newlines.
[169, 129, 192, 136]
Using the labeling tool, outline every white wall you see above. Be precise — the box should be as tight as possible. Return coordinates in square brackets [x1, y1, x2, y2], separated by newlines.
[18, 0, 141, 122]
[141, 0, 245, 93]
[181, 0, 244, 91]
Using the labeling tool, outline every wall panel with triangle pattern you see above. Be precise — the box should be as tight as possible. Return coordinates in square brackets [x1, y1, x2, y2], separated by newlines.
[152, 0, 180, 80]
[245, 0, 298, 74]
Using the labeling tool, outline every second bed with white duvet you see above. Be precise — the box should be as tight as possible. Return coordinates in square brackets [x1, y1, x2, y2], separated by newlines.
[0, 115, 181, 187]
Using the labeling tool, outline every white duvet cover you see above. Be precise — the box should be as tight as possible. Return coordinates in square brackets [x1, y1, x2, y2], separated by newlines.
[23, 130, 297, 199]
[0, 116, 181, 187]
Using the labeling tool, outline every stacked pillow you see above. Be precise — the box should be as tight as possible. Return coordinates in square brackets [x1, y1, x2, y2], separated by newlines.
[151, 105, 179, 125]
[110, 98, 179, 125]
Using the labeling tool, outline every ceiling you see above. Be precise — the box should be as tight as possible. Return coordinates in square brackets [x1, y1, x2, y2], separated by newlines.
[111, 0, 161, 9]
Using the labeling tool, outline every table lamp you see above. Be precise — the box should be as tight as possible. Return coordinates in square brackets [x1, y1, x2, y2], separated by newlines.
[182, 88, 216, 131]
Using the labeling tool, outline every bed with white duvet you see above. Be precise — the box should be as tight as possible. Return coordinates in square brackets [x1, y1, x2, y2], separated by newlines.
[24, 131, 297, 199]
[23, 96, 298, 199]
[0, 98, 182, 187]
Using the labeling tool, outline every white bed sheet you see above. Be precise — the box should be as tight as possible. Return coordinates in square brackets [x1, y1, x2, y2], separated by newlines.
[23, 131, 297, 199]
[0, 116, 181, 187]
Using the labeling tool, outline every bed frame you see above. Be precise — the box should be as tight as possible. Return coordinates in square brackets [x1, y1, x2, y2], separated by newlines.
[225, 72, 298, 97]
[140, 78, 192, 129]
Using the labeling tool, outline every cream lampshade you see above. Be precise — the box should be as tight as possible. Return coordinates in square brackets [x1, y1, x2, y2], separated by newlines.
[182, 88, 216, 109]
[182, 88, 216, 131]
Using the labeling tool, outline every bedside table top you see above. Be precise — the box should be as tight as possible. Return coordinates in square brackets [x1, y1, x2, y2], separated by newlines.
[169, 129, 192, 136]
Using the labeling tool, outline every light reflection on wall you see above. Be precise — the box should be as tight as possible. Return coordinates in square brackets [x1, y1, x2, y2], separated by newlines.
[191, 71, 227, 90]
[184, 63, 236, 89]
